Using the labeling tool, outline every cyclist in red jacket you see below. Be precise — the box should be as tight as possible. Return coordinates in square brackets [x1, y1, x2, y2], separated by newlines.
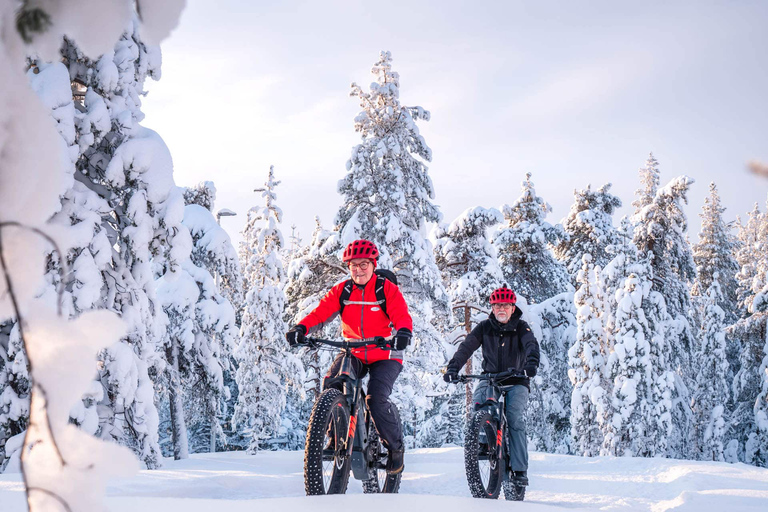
[286, 239, 413, 474]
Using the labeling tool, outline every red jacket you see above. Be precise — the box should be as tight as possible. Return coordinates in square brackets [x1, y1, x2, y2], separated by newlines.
[299, 277, 413, 364]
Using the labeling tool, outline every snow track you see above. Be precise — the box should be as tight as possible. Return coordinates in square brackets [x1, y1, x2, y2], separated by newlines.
[2, 447, 767, 511]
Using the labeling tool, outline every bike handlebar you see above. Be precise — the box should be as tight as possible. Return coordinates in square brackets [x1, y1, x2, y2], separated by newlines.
[304, 336, 393, 350]
[451, 369, 526, 384]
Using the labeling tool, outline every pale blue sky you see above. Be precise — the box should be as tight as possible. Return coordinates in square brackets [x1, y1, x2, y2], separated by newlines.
[143, 0, 768, 250]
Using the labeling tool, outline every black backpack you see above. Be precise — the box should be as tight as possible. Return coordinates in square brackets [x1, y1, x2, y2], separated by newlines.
[338, 269, 398, 317]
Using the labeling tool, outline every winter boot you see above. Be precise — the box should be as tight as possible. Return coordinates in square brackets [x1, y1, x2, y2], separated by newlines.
[386, 449, 404, 475]
[512, 470, 529, 486]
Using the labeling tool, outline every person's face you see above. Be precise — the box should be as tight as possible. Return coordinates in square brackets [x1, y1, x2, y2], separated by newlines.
[492, 303, 515, 323]
[348, 258, 375, 285]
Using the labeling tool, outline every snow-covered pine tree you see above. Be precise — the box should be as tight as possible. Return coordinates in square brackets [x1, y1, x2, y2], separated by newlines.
[632, 170, 697, 458]
[435, 206, 504, 305]
[568, 255, 611, 456]
[155, 203, 239, 458]
[555, 183, 622, 286]
[1, 1, 184, 506]
[183, 181, 217, 212]
[631, 153, 661, 220]
[753, 282, 768, 467]
[692, 273, 730, 461]
[493, 172, 571, 304]
[728, 201, 768, 466]
[692, 183, 739, 323]
[602, 245, 676, 458]
[234, 166, 303, 452]
[59, 25, 192, 468]
[527, 293, 576, 454]
[332, 51, 451, 440]
[603, 267, 653, 456]
[735, 204, 762, 318]
[0, 323, 28, 470]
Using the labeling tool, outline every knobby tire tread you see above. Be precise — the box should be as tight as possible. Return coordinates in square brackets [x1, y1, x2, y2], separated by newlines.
[304, 388, 351, 495]
[464, 409, 502, 499]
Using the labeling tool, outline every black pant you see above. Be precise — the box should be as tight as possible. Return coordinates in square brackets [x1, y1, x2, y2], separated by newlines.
[323, 354, 404, 452]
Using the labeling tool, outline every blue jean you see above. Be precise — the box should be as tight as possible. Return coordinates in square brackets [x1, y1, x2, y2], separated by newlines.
[472, 381, 529, 471]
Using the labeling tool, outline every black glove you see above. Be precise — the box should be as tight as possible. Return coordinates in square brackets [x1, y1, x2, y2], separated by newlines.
[524, 365, 537, 378]
[443, 369, 459, 383]
[393, 328, 412, 351]
[286, 324, 307, 347]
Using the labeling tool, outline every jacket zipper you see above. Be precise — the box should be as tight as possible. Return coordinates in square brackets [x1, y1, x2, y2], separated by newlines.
[360, 285, 366, 339]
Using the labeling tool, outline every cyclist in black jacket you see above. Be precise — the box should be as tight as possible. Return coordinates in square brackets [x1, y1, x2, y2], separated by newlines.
[443, 286, 540, 486]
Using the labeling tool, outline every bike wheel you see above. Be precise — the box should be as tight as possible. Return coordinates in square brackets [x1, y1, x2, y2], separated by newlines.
[502, 481, 526, 501]
[362, 426, 401, 494]
[464, 409, 502, 499]
[304, 388, 351, 495]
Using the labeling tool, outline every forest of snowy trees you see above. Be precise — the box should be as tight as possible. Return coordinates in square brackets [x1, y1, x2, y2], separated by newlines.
[1, 9, 768, 505]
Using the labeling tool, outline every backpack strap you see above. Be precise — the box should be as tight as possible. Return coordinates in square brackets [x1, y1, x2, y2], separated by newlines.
[337, 275, 391, 319]
[375, 274, 389, 318]
[338, 279, 355, 315]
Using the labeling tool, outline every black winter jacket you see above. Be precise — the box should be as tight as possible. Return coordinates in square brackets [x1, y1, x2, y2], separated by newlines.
[446, 307, 540, 389]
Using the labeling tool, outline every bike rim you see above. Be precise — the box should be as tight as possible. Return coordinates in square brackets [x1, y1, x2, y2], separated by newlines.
[321, 405, 346, 492]
[478, 422, 497, 491]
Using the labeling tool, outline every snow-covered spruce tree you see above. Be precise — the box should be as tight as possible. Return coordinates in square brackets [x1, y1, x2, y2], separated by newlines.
[61, 24, 192, 468]
[604, 251, 677, 458]
[0, 0, 184, 506]
[602, 269, 653, 456]
[632, 171, 697, 458]
[434, 206, 504, 306]
[0, 323, 29, 470]
[155, 204, 238, 458]
[631, 153, 661, 220]
[183, 181, 217, 212]
[555, 183, 622, 286]
[234, 167, 303, 452]
[431, 206, 504, 446]
[753, 283, 768, 467]
[528, 293, 577, 454]
[692, 274, 730, 461]
[727, 201, 768, 465]
[332, 51, 451, 441]
[493, 172, 571, 304]
[735, 204, 762, 318]
[691, 183, 739, 324]
[568, 255, 611, 456]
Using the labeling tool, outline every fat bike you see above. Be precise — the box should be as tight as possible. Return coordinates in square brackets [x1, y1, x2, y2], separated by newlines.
[449, 369, 528, 501]
[303, 337, 401, 495]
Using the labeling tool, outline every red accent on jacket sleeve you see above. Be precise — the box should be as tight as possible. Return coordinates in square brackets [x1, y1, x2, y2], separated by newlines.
[383, 279, 413, 332]
[299, 280, 345, 333]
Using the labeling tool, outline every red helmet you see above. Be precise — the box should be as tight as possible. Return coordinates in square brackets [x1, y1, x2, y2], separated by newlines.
[342, 239, 379, 262]
[490, 286, 517, 304]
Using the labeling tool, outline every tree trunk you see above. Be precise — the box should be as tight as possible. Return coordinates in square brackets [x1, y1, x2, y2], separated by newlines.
[168, 341, 188, 460]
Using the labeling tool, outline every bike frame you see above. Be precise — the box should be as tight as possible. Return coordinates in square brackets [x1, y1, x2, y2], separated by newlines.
[308, 337, 388, 481]
[460, 370, 525, 479]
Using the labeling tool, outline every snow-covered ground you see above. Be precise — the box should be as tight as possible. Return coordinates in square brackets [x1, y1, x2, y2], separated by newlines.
[2, 447, 767, 511]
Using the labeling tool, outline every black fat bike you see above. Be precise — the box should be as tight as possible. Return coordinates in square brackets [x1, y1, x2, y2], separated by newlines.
[303, 337, 401, 495]
[450, 369, 528, 501]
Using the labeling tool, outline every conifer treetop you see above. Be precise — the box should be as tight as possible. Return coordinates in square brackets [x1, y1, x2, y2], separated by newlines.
[632, 153, 660, 218]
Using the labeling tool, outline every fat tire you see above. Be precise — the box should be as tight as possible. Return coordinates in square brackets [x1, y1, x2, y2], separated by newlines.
[304, 388, 351, 495]
[464, 409, 502, 499]
[362, 427, 401, 494]
[502, 481, 526, 501]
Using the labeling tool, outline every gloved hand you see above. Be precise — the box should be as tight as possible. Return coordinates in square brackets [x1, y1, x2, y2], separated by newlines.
[443, 369, 459, 384]
[524, 364, 537, 378]
[393, 328, 412, 351]
[286, 324, 307, 347]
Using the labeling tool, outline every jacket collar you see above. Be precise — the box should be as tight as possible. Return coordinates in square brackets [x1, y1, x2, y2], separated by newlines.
[488, 306, 522, 332]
